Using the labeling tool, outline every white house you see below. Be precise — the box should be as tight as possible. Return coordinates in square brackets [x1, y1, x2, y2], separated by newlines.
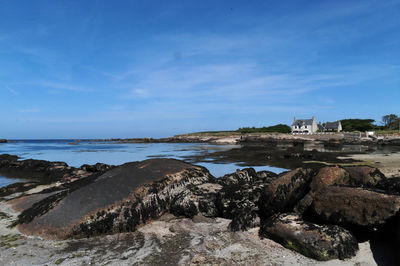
[324, 121, 342, 132]
[291, 116, 318, 134]
[317, 121, 343, 132]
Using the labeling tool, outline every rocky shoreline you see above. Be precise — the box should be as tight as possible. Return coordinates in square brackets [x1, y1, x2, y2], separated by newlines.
[2, 132, 396, 145]
[0, 154, 399, 264]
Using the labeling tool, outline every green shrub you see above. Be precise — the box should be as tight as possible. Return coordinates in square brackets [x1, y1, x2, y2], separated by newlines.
[237, 124, 291, 134]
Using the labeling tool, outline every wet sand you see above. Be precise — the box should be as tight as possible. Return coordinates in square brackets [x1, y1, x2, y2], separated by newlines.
[340, 152, 400, 177]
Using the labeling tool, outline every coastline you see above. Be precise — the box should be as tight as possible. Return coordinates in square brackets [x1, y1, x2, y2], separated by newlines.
[1, 136, 400, 264]
[0, 156, 387, 265]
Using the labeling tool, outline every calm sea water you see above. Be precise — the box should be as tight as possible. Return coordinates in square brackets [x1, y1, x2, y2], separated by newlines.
[0, 140, 286, 188]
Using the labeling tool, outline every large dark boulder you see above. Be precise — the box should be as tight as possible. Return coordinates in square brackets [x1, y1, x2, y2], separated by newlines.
[376, 176, 400, 195]
[310, 166, 386, 192]
[307, 186, 400, 227]
[309, 166, 349, 192]
[342, 166, 386, 187]
[259, 168, 313, 219]
[260, 213, 358, 261]
[0, 139, 7, 143]
[216, 168, 278, 231]
[15, 158, 214, 239]
[295, 166, 387, 215]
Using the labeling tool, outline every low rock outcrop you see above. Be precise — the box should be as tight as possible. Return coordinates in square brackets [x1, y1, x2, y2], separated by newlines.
[260, 213, 358, 261]
[0, 154, 112, 185]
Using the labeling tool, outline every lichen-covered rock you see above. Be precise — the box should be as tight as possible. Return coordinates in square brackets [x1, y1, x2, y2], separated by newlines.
[16, 159, 214, 239]
[216, 168, 278, 231]
[260, 213, 358, 261]
[308, 186, 400, 227]
[259, 168, 313, 219]
[170, 182, 222, 218]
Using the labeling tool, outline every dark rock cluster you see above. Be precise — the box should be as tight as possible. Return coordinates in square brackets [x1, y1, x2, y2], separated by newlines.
[1, 155, 399, 262]
[256, 165, 400, 261]
[216, 168, 278, 231]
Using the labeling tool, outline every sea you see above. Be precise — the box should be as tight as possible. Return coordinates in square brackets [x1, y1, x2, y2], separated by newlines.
[0, 139, 287, 188]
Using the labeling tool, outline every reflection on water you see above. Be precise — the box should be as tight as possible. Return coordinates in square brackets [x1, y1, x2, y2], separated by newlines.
[287, 141, 400, 154]
[0, 140, 287, 187]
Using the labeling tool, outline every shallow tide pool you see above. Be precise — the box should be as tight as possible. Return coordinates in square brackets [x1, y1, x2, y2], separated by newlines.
[0, 140, 287, 188]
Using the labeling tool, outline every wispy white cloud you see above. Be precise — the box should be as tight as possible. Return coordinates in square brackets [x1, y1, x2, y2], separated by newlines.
[17, 108, 41, 113]
[6, 86, 20, 95]
[11, 81, 94, 92]
[37, 81, 94, 92]
[117, 62, 393, 103]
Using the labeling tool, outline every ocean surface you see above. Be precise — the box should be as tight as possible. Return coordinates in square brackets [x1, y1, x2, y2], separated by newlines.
[0, 139, 287, 188]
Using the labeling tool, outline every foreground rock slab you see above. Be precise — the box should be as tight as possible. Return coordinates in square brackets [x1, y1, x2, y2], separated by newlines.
[16, 158, 214, 239]
[260, 213, 359, 261]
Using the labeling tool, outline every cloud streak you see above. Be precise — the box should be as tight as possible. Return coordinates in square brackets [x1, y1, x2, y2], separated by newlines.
[6, 86, 20, 95]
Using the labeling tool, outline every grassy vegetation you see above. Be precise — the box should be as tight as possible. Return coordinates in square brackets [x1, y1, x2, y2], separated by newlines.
[375, 130, 400, 135]
[181, 124, 291, 136]
[237, 124, 291, 134]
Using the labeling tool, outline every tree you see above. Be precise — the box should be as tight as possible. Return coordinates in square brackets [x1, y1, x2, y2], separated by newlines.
[341, 119, 375, 132]
[382, 114, 399, 129]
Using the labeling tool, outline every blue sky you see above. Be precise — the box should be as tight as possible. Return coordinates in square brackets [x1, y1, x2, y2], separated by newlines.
[0, 0, 399, 138]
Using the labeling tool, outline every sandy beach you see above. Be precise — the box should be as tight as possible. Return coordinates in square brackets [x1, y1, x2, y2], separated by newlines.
[340, 152, 400, 178]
